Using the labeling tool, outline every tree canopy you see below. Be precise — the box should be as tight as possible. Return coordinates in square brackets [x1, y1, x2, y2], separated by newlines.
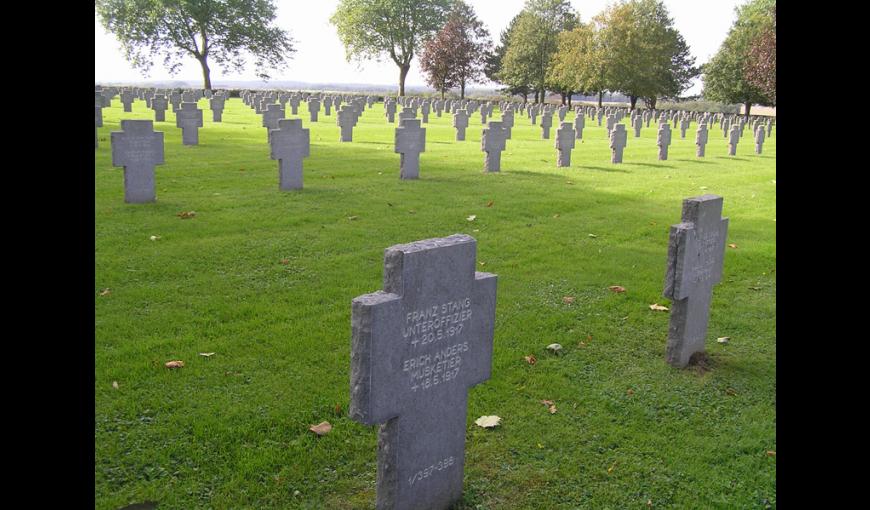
[95, 0, 295, 89]
[330, 0, 452, 96]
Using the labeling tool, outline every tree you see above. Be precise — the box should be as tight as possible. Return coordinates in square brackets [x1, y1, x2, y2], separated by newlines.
[95, 0, 295, 89]
[548, 23, 606, 107]
[702, 0, 775, 116]
[419, 1, 492, 99]
[595, 0, 697, 111]
[484, 14, 531, 101]
[744, 6, 776, 104]
[499, 0, 578, 103]
[330, 0, 452, 96]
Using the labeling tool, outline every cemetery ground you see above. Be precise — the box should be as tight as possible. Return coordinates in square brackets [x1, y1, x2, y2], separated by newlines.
[95, 98, 776, 509]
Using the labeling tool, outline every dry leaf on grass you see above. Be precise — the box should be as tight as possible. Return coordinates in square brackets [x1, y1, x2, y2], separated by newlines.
[553, 214, 560, 218]
[475, 415, 501, 428]
[177, 211, 196, 219]
[149, 235, 161, 241]
[199, 352, 216, 357]
[486, 200, 494, 207]
[566, 181, 574, 185]
[562, 296, 575, 304]
[309, 421, 332, 436]
[626, 389, 634, 396]
[766, 450, 776, 457]
[607, 461, 617, 474]
[717, 337, 730, 344]
[165, 360, 185, 369]
[546, 343, 562, 354]
[479, 261, 486, 267]
[99, 288, 111, 296]
[728, 243, 737, 249]
[466, 215, 477, 221]
[649, 303, 669, 311]
[725, 388, 738, 396]
[608, 286, 626, 293]
[524, 355, 537, 365]
[347, 216, 359, 221]
[540, 400, 557, 414]
[112, 381, 119, 389]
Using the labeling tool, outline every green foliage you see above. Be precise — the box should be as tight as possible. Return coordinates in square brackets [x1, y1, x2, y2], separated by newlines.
[330, 0, 452, 95]
[594, 0, 697, 109]
[744, 7, 775, 104]
[702, 0, 775, 110]
[548, 23, 606, 98]
[498, 0, 578, 101]
[95, 0, 295, 88]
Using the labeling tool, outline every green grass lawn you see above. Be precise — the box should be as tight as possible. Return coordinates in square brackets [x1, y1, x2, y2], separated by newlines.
[95, 97, 776, 509]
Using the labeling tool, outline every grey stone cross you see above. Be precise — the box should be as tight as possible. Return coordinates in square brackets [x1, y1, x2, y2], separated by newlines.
[324, 96, 333, 116]
[657, 123, 672, 160]
[111, 120, 164, 203]
[727, 124, 740, 155]
[289, 95, 300, 115]
[501, 110, 514, 139]
[308, 98, 320, 122]
[209, 96, 225, 122]
[633, 115, 642, 138]
[554, 122, 575, 167]
[695, 124, 708, 157]
[540, 112, 553, 139]
[395, 118, 426, 180]
[120, 91, 134, 112]
[754, 126, 765, 154]
[350, 234, 497, 510]
[610, 124, 627, 163]
[385, 101, 397, 123]
[481, 121, 507, 172]
[269, 118, 309, 191]
[453, 109, 469, 141]
[680, 118, 689, 138]
[176, 102, 203, 145]
[337, 105, 358, 142]
[151, 95, 168, 122]
[574, 112, 585, 139]
[663, 195, 729, 368]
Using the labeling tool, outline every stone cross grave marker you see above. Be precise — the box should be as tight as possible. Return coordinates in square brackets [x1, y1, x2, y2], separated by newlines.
[606, 115, 616, 134]
[754, 126, 765, 154]
[120, 91, 134, 112]
[695, 124, 708, 157]
[529, 106, 537, 126]
[209, 96, 225, 122]
[421, 101, 430, 123]
[501, 110, 514, 139]
[169, 91, 181, 113]
[663, 195, 728, 368]
[554, 122, 575, 167]
[263, 103, 286, 141]
[182, 91, 196, 104]
[95, 106, 103, 149]
[728, 124, 740, 155]
[110, 120, 164, 203]
[540, 112, 553, 139]
[289, 95, 300, 115]
[479, 104, 489, 125]
[657, 123, 672, 160]
[337, 105, 357, 142]
[395, 118, 426, 180]
[399, 107, 416, 122]
[308, 98, 320, 122]
[610, 124, 627, 163]
[385, 101, 397, 123]
[558, 105, 567, 122]
[574, 112, 585, 139]
[176, 102, 203, 145]
[151, 95, 168, 122]
[680, 118, 689, 139]
[481, 121, 507, 172]
[597, 108, 603, 126]
[269, 118, 309, 191]
[324, 96, 333, 116]
[633, 115, 642, 137]
[453, 109, 469, 141]
[350, 234, 497, 510]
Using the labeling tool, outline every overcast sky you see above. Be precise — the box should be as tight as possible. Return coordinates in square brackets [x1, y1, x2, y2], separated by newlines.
[95, 0, 746, 95]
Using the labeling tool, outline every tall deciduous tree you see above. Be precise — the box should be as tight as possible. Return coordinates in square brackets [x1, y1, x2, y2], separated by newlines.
[95, 0, 295, 89]
[499, 0, 578, 103]
[744, 6, 776, 105]
[485, 14, 531, 101]
[419, 26, 459, 99]
[702, 0, 775, 116]
[330, 0, 452, 96]
[548, 23, 606, 106]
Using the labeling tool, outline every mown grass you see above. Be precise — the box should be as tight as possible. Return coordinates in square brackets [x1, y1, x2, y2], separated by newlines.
[95, 97, 775, 509]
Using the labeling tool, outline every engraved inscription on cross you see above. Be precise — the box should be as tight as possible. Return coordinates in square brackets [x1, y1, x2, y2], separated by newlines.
[350, 234, 497, 510]
[662, 195, 729, 368]
[111, 120, 164, 203]
[395, 118, 425, 180]
[269, 118, 309, 191]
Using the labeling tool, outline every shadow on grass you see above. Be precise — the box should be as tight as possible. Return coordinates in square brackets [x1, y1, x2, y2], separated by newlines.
[577, 165, 631, 173]
[673, 159, 715, 165]
[631, 162, 675, 169]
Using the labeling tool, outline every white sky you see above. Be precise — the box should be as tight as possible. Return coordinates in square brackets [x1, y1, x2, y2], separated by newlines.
[95, 0, 746, 95]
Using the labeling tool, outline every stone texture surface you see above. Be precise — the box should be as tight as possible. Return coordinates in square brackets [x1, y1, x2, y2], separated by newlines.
[453, 109, 469, 141]
[111, 120, 164, 203]
[695, 125, 708, 157]
[657, 123, 672, 160]
[663, 195, 728, 368]
[270, 118, 309, 191]
[610, 124, 627, 163]
[350, 234, 497, 510]
[481, 121, 507, 172]
[395, 118, 426, 180]
[176, 102, 203, 145]
[554, 122, 575, 167]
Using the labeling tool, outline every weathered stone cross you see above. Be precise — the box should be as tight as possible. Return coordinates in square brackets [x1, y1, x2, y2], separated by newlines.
[610, 123, 627, 163]
[350, 234, 497, 510]
[453, 109, 469, 141]
[337, 105, 358, 142]
[663, 195, 729, 367]
[269, 118, 309, 191]
[176, 102, 203, 145]
[554, 122, 575, 167]
[395, 118, 426, 180]
[657, 123, 672, 160]
[481, 121, 507, 172]
[695, 124, 708, 157]
[111, 120, 164, 203]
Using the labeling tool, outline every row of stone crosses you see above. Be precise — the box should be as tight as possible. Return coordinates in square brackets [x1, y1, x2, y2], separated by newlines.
[98, 85, 736, 510]
[97, 85, 774, 203]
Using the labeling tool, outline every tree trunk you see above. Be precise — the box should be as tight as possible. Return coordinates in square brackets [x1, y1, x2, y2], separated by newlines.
[441, 88, 445, 100]
[648, 97, 657, 110]
[198, 56, 212, 90]
[522, 92, 528, 102]
[744, 102, 752, 118]
[534, 90, 539, 103]
[539, 87, 545, 104]
[597, 91, 603, 108]
[567, 93, 572, 108]
[461, 79, 466, 100]
[629, 96, 637, 111]
[560, 92, 566, 105]
[398, 63, 410, 96]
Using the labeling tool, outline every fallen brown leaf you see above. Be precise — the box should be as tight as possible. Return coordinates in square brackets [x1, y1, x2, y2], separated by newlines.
[766, 450, 776, 457]
[165, 360, 185, 369]
[524, 355, 537, 365]
[198, 352, 215, 357]
[334, 404, 342, 415]
[475, 415, 501, 428]
[553, 214, 560, 218]
[626, 389, 634, 396]
[728, 243, 737, 249]
[177, 211, 196, 219]
[112, 381, 119, 389]
[99, 288, 111, 296]
[562, 296, 575, 304]
[609, 285, 626, 293]
[649, 303, 669, 311]
[280, 259, 289, 265]
[347, 215, 359, 221]
[309, 421, 332, 436]
[725, 388, 738, 396]
[486, 200, 494, 207]
[607, 461, 617, 474]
